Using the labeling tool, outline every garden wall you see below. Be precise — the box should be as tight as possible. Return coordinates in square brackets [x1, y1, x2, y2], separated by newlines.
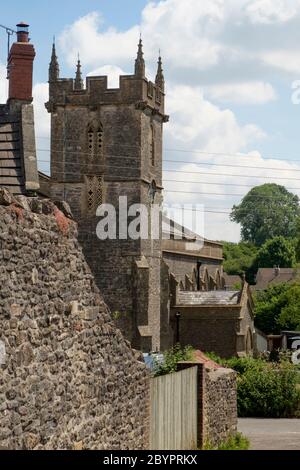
[203, 367, 237, 446]
[0, 189, 149, 450]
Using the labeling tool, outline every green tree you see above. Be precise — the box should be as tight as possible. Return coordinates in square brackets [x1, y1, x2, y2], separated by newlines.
[223, 241, 258, 275]
[255, 283, 290, 334]
[230, 184, 300, 246]
[277, 284, 300, 331]
[253, 236, 296, 270]
[295, 218, 300, 263]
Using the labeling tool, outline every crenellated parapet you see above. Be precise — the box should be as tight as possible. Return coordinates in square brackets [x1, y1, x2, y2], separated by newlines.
[46, 39, 167, 120]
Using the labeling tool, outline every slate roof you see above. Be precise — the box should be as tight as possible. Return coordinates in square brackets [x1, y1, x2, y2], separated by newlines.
[177, 290, 240, 306]
[223, 273, 242, 288]
[162, 215, 223, 246]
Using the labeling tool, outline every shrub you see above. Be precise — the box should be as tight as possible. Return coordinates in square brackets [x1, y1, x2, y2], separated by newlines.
[205, 355, 300, 417]
[203, 433, 249, 451]
[238, 362, 300, 417]
[153, 344, 194, 377]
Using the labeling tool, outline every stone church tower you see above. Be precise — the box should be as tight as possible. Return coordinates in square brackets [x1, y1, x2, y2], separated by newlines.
[46, 40, 169, 351]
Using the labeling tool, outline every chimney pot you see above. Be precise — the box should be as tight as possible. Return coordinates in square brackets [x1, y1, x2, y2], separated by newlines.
[16, 22, 29, 43]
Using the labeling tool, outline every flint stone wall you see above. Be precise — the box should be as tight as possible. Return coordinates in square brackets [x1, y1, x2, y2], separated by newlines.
[203, 367, 237, 447]
[0, 189, 149, 450]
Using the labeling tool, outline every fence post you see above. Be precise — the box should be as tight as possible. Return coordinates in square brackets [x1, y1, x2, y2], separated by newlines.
[177, 361, 205, 449]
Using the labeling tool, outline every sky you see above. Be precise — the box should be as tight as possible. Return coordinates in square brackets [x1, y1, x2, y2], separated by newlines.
[2, 0, 300, 242]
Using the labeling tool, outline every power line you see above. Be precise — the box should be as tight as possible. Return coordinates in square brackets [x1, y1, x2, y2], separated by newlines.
[37, 169, 300, 201]
[36, 148, 300, 173]
[163, 169, 300, 182]
[36, 159, 300, 182]
[36, 135, 300, 164]
[164, 179, 300, 192]
[163, 189, 300, 199]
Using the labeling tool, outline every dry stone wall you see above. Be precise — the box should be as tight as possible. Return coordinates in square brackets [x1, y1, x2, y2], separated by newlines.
[0, 189, 149, 450]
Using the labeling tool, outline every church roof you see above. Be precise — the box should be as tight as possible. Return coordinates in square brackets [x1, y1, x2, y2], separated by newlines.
[177, 290, 240, 306]
[162, 215, 223, 246]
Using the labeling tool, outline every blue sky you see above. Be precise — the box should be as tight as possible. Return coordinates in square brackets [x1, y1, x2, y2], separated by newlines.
[0, 0, 148, 82]
[2, 0, 300, 241]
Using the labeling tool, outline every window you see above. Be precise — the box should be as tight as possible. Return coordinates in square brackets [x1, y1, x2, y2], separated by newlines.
[148, 82, 154, 98]
[84, 175, 104, 216]
[150, 123, 155, 166]
[155, 88, 161, 104]
[88, 127, 94, 158]
[87, 122, 103, 160]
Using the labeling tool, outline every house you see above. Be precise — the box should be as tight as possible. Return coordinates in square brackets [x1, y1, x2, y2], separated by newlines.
[0, 22, 39, 196]
[254, 267, 300, 291]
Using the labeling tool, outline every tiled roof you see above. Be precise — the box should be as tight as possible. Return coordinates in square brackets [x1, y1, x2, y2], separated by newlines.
[0, 111, 24, 195]
[254, 268, 300, 290]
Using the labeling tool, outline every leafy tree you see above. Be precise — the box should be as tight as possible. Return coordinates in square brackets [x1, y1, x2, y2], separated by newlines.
[255, 282, 300, 334]
[230, 184, 300, 246]
[253, 236, 296, 270]
[255, 283, 290, 334]
[222, 241, 258, 276]
[295, 218, 300, 263]
[277, 285, 300, 331]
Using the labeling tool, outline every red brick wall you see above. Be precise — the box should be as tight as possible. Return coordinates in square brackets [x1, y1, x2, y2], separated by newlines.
[8, 43, 35, 101]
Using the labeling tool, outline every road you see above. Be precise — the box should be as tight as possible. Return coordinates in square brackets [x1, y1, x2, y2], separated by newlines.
[238, 418, 300, 450]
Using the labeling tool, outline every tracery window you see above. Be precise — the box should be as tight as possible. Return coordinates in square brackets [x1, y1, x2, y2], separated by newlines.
[87, 122, 103, 160]
[150, 123, 155, 166]
[84, 175, 104, 216]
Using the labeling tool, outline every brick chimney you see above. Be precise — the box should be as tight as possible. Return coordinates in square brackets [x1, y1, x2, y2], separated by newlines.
[8, 22, 35, 102]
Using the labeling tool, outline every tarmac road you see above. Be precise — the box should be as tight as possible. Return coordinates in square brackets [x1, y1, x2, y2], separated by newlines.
[238, 418, 300, 450]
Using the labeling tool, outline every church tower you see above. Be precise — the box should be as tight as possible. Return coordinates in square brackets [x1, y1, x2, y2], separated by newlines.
[46, 40, 169, 351]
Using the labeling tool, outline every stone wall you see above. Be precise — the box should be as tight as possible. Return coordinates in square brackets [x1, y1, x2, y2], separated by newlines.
[177, 361, 237, 448]
[203, 367, 237, 447]
[163, 252, 221, 287]
[0, 189, 149, 450]
[173, 306, 239, 358]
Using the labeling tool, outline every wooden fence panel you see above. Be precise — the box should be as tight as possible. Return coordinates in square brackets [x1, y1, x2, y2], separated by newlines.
[150, 366, 198, 450]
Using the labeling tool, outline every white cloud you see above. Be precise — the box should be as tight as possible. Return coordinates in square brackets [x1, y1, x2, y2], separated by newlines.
[58, 0, 300, 81]
[0, 63, 8, 103]
[59, 12, 140, 69]
[87, 65, 126, 88]
[246, 0, 300, 24]
[165, 84, 265, 152]
[205, 81, 277, 105]
[32, 83, 50, 174]
[261, 50, 300, 74]
[33, 83, 50, 138]
[50, 1, 300, 241]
